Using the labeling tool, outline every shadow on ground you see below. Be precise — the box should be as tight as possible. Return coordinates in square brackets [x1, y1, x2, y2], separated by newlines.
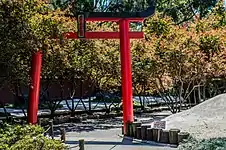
[50, 118, 123, 136]
[65, 137, 169, 147]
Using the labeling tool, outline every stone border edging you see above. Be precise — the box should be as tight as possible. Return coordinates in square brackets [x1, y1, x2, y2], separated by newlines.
[118, 134, 178, 148]
[123, 121, 190, 146]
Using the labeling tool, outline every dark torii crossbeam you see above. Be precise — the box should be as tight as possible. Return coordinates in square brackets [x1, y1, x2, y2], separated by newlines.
[28, 0, 155, 135]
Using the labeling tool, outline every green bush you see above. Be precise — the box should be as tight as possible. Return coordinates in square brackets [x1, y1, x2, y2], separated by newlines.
[0, 124, 68, 150]
[179, 136, 226, 150]
[10, 134, 66, 150]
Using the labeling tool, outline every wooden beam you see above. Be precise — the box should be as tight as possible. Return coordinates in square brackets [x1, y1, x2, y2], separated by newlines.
[85, 18, 144, 22]
[63, 32, 144, 39]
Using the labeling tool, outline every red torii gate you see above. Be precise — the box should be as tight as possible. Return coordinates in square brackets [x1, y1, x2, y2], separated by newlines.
[28, 4, 155, 134]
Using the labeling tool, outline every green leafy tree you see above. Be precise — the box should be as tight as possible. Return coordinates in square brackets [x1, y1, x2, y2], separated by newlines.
[140, 1, 225, 112]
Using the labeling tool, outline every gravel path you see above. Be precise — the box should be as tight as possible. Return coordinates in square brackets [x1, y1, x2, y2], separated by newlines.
[163, 94, 226, 139]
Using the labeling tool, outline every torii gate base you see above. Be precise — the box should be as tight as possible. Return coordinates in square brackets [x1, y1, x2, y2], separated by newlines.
[28, 18, 144, 134]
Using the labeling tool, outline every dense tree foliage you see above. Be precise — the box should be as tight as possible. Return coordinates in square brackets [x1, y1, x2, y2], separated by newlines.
[51, 0, 220, 24]
[0, 0, 225, 114]
[141, 0, 225, 112]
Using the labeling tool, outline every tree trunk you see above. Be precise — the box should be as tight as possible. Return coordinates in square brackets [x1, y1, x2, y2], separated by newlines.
[50, 108, 55, 119]
[179, 82, 184, 112]
[80, 80, 87, 111]
[193, 88, 197, 105]
[138, 95, 144, 110]
[188, 95, 191, 108]
[142, 84, 146, 110]
[198, 85, 201, 103]
[88, 96, 92, 112]
[71, 109, 75, 117]
[134, 86, 144, 110]
[203, 84, 206, 101]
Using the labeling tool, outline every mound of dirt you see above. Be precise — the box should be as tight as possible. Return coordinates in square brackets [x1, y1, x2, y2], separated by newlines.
[163, 94, 226, 139]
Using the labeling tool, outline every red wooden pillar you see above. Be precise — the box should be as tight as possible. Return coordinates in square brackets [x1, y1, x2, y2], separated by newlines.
[28, 51, 42, 124]
[119, 19, 134, 133]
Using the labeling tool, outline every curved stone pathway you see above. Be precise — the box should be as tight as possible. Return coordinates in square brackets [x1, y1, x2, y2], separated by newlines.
[55, 128, 177, 150]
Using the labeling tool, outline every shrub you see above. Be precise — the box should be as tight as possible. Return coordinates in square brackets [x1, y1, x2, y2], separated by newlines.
[179, 136, 226, 150]
[0, 124, 68, 150]
[10, 134, 66, 150]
